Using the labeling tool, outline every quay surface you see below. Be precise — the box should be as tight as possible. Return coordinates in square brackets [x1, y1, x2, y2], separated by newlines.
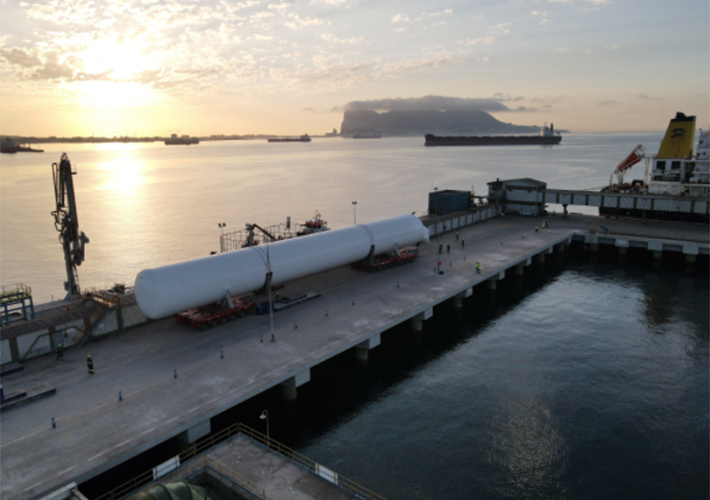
[1, 213, 708, 500]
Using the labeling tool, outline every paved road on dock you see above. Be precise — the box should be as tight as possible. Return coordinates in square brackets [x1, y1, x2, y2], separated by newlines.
[1, 213, 707, 500]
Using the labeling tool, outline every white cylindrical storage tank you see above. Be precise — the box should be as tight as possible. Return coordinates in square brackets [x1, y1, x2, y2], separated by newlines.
[135, 214, 429, 319]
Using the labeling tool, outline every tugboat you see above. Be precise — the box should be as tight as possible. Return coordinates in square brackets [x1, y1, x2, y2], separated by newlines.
[600, 112, 709, 222]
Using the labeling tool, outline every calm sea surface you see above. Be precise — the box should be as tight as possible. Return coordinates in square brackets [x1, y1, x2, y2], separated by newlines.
[2, 135, 708, 499]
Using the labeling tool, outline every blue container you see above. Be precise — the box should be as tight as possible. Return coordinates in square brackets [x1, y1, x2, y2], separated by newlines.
[428, 190, 471, 216]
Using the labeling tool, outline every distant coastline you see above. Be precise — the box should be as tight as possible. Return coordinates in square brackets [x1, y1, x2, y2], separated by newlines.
[0, 134, 287, 144]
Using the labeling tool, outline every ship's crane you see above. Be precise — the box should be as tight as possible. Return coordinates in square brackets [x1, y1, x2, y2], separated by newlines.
[611, 144, 645, 185]
[243, 223, 278, 247]
[51, 153, 89, 300]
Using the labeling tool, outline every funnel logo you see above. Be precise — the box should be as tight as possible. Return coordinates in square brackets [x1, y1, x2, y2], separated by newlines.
[671, 128, 686, 138]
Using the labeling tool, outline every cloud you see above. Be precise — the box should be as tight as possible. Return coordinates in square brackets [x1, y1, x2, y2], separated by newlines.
[392, 14, 410, 23]
[604, 43, 618, 50]
[466, 36, 496, 46]
[586, 0, 610, 4]
[343, 95, 512, 112]
[320, 33, 364, 44]
[636, 94, 663, 101]
[285, 13, 326, 28]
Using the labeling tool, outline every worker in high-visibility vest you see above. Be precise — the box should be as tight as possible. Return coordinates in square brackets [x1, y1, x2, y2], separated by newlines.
[476, 262, 482, 274]
[55, 344, 64, 361]
[87, 355, 94, 375]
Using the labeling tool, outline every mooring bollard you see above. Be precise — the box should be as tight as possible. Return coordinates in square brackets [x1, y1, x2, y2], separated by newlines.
[294, 322, 298, 330]
[352, 300, 355, 306]
[325, 309, 328, 317]
[173, 369, 177, 379]
[51, 417, 56, 429]
[221, 350, 224, 359]
[119, 391, 122, 401]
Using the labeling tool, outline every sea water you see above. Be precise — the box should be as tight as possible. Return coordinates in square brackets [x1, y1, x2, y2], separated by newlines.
[1, 134, 708, 499]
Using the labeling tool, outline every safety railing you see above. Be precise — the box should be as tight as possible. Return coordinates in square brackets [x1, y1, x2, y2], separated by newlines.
[95, 422, 388, 500]
[0, 283, 32, 304]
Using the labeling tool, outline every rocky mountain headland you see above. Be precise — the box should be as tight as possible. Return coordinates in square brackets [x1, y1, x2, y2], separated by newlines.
[340, 109, 559, 136]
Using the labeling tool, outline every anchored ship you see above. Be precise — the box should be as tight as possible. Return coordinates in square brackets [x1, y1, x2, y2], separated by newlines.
[164, 134, 199, 145]
[600, 112, 709, 222]
[424, 123, 562, 146]
[1, 138, 44, 153]
[267, 134, 311, 143]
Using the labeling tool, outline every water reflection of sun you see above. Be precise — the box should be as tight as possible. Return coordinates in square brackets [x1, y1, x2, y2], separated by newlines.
[101, 156, 146, 194]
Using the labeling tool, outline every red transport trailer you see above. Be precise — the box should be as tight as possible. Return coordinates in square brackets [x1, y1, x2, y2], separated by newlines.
[175, 296, 256, 331]
[350, 248, 418, 272]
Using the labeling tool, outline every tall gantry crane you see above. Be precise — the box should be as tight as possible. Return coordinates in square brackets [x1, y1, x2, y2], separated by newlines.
[51, 153, 89, 300]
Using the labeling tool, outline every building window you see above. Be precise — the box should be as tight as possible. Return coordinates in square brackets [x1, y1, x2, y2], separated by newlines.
[671, 161, 681, 170]
[656, 161, 666, 171]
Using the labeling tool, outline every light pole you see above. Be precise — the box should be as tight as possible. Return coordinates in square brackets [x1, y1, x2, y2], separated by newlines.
[352, 201, 357, 225]
[218, 222, 226, 235]
[260, 409, 270, 446]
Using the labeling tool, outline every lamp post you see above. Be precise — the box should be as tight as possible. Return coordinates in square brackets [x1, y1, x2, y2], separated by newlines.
[352, 201, 357, 225]
[218, 222, 226, 235]
[260, 409, 270, 446]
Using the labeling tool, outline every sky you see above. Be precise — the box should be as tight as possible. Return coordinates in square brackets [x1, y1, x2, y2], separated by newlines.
[0, 0, 708, 136]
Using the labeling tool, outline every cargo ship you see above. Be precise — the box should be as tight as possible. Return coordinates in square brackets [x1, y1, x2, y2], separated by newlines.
[1, 138, 44, 153]
[267, 134, 311, 143]
[424, 123, 561, 146]
[164, 134, 199, 145]
[600, 112, 709, 222]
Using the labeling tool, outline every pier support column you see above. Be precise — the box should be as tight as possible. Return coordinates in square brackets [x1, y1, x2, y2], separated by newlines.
[585, 233, 599, 254]
[177, 419, 211, 449]
[683, 244, 699, 264]
[281, 369, 311, 402]
[534, 252, 546, 264]
[411, 307, 433, 332]
[486, 272, 503, 291]
[616, 239, 629, 263]
[355, 334, 381, 362]
[453, 288, 473, 309]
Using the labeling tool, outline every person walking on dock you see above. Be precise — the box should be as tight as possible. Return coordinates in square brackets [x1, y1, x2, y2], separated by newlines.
[446, 244, 450, 254]
[456, 232, 459, 241]
[476, 262, 482, 274]
[87, 355, 94, 375]
[461, 239, 465, 249]
[438, 244, 442, 254]
[55, 343, 64, 361]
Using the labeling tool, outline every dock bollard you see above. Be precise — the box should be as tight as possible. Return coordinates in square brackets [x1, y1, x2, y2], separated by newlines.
[352, 300, 355, 306]
[221, 350, 224, 359]
[294, 322, 298, 330]
[325, 309, 328, 317]
[260, 334, 263, 343]
[119, 391, 122, 401]
[173, 369, 177, 379]
[51, 417, 56, 429]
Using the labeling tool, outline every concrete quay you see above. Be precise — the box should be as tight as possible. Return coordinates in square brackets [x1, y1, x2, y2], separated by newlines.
[1, 213, 707, 500]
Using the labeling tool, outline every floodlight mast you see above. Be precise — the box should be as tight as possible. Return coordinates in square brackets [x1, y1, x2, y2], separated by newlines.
[51, 153, 89, 300]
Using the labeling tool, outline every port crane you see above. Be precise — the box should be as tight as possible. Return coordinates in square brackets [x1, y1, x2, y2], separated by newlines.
[51, 153, 89, 300]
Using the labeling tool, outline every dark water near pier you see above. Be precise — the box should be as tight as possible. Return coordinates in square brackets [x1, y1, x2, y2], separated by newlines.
[215, 249, 708, 500]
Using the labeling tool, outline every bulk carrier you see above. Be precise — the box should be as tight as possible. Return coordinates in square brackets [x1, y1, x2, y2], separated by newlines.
[424, 123, 561, 146]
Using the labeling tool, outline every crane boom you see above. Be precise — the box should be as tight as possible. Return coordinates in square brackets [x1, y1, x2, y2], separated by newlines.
[51, 153, 89, 300]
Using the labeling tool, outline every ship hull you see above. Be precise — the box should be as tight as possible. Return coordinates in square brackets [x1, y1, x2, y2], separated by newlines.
[599, 206, 709, 223]
[268, 138, 311, 142]
[425, 134, 562, 146]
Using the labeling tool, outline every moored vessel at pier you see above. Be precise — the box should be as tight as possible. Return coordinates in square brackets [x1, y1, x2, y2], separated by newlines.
[600, 112, 709, 222]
